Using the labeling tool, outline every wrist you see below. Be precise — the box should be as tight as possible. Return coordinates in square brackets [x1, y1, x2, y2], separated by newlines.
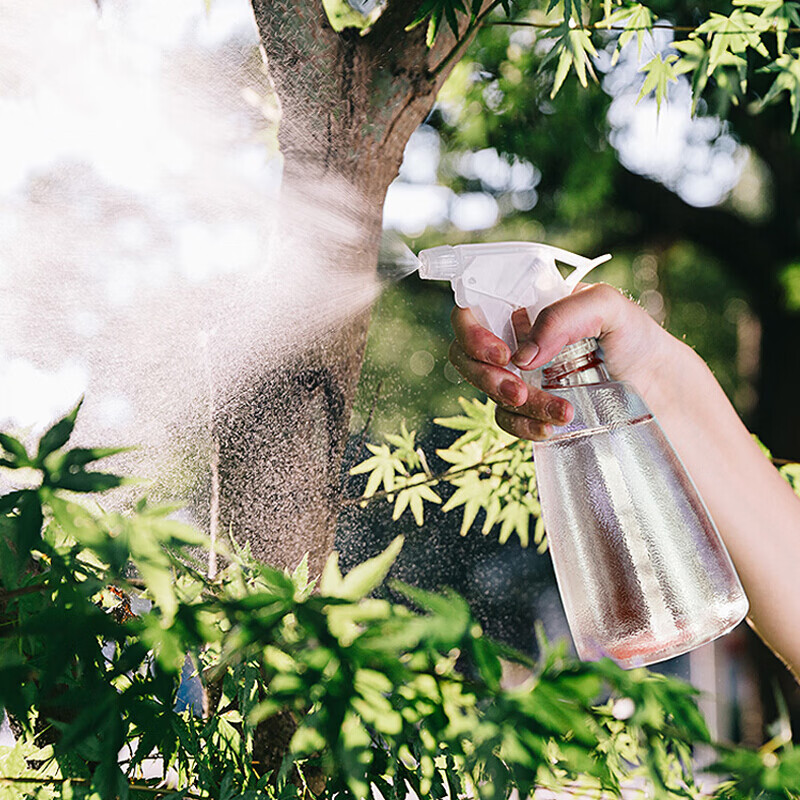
[629, 329, 701, 421]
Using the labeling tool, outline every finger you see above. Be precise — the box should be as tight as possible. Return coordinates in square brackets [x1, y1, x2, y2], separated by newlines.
[449, 340, 526, 407]
[495, 407, 552, 442]
[451, 306, 511, 367]
[513, 387, 574, 425]
[512, 283, 628, 370]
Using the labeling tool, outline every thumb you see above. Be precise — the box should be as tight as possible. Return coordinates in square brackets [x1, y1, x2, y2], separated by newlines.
[512, 283, 629, 370]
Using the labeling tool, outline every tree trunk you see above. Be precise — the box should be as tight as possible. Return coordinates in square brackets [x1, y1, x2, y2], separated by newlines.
[215, 0, 481, 574]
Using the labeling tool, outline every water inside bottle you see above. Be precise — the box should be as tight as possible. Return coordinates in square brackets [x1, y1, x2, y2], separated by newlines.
[534, 414, 748, 667]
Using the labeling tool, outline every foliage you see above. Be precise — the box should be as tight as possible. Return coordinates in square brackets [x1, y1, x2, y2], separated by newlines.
[368, 0, 800, 129]
[3, 405, 800, 798]
[349, 397, 544, 548]
[407, 0, 513, 47]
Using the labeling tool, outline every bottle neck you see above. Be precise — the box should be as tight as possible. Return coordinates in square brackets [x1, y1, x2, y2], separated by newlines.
[540, 337, 610, 389]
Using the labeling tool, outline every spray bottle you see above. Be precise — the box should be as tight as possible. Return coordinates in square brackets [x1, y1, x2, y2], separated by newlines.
[418, 242, 748, 667]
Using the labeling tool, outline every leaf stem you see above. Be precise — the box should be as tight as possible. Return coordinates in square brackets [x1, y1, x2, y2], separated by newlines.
[0, 583, 47, 601]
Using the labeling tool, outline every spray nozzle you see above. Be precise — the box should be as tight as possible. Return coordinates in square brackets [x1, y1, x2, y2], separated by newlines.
[417, 241, 611, 371]
[417, 246, 462, 280]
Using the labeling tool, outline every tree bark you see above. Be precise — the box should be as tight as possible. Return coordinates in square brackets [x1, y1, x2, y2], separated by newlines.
[215, 0, 486, 575]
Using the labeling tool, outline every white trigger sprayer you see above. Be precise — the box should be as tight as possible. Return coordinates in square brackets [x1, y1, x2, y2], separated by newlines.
[417, 242, 611, 373]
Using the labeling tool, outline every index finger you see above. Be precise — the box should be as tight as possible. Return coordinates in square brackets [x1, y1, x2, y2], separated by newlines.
[450, 306, 511, 368]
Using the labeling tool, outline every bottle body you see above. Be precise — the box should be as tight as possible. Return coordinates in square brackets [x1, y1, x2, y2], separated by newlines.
[533, 339, 748, 667]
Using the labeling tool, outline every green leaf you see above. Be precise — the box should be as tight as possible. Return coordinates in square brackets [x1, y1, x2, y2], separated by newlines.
[139, 561, 178, 623]
[47, 492, 106, 548]
[445, 0, 461, 38]
[384, 421, 424, 471]
[733, 0, 800, 55]
[350, 442, 405, 498]
[407, 0, 440, 30]
[51, 471, 127, 493]
[435, 396, 514, 451]
[320, 549, 344, 596]
[427, 5, 443, 47]
[548, 0, 581, 23]
[672, 38, 711, 114]
[471, 635, 503, 690]
[405, 0, 471, 47]
[541, 23, 599, 98]
[392, 582, 471, 641]
[291, 552, 311, 595]
[14, 490, 44, 562]
[603, 4, 654, 66]
[757, 48, 800, 133]
[392, 475, 441, 525]
[61, 445, 132, 468]
[694, 9, 769, 78]
[0, 490, 42, 585]
[36, 398, 83, 462]
[779, 462, 800, 497]
[321, 0, 372, 32]
[331, 535, 404, 600]
[637, 52, 679, 112]
[0, 433, 30, 467]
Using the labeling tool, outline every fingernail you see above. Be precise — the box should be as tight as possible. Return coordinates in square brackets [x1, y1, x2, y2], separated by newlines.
[499, 379, 522, 406]
[513, 341, 539, 368]
[487, 345, 508, 366]
[546, 399, 567, 423]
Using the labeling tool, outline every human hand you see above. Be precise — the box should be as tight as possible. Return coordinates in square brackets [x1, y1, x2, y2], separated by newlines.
[449, 283, 681, 441]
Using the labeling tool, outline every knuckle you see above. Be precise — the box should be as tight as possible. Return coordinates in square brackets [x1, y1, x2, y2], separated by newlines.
[521, 389, 549, 418]
[589, 282, 623, 305]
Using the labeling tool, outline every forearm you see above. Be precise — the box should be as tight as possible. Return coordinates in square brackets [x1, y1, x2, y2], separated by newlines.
[642, 338, 800, 677]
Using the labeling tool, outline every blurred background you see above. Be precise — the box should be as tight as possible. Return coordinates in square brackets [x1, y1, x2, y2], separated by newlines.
[1, 0, 798, 751]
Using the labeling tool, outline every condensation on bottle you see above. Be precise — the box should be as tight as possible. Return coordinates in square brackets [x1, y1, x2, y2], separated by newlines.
[533, 338, 749, 667]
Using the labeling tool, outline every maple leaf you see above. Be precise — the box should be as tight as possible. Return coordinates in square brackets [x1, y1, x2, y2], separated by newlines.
[349, 443, 406, 498]
[733, 0, 800, 55]
[694, 9, 769, 78]
[758, 48, 800, 133]
[637, 52, 679, 113]
[601, 3, 655, 66]
[392, 474, 442, 526]
[541, 21, 599, 99]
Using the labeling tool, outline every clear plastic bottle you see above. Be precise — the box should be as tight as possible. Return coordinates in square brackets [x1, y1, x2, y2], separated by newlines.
[533, 337, 749, 667]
